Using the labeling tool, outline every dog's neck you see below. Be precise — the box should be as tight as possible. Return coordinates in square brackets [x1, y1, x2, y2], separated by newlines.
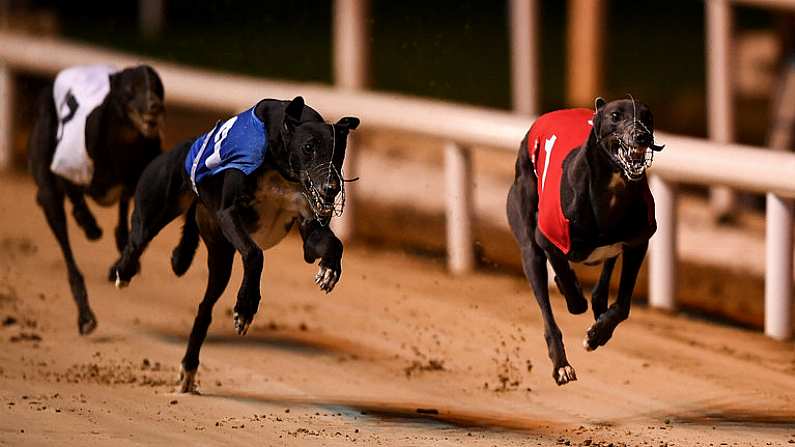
[567, 132, 646, 231]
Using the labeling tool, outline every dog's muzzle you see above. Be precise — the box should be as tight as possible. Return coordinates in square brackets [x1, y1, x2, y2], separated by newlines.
[303, 162, 345, 225]
[605, 128, 664, 182]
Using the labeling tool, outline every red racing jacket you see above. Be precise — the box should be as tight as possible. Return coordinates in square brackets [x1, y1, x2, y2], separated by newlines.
[526, 108, 654, 254]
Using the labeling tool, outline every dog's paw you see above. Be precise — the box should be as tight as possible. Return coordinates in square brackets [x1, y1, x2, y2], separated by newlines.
[233, 312, 253, 335]
[77, 309, 97, 335]
[177, 366, 199, 394]
[583, 316, 617, 351]
[114, 270, 129, 289]
[111, 258, 140, 286]
[555, 365, 577, 385]
[314, 265, 340, 294]
[84, 225, 103, 241]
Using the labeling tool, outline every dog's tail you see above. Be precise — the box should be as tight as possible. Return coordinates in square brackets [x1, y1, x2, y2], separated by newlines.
[171, 201, 200, 277]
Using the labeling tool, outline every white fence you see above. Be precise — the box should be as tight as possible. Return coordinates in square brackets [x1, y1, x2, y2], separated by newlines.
[0, 30, 792, 340]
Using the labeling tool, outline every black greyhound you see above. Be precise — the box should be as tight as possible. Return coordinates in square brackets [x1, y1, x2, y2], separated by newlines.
[506, 97, 663, 385]
[28, 65, 164, 335]
[112, 96, 359, 392]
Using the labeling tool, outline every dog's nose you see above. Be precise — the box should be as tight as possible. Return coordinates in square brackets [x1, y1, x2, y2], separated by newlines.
[635, 133, 652, 147]
[323, 183, 338, 198]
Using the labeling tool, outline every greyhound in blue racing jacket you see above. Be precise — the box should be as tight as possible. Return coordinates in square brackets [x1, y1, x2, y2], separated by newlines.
[112, 96, 359, 392]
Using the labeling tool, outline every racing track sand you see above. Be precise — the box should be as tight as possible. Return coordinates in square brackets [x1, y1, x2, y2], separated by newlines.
[0, 173, 794, 446]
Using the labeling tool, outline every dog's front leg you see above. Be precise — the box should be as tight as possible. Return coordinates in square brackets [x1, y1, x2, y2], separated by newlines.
[546, 250, 588, 315]
[591, 256, 618, 320]
[114, 190, 131, 253]
[214, 170, 263, 336]
[584, 242, 647, 351]
[299, 219, 343, 293]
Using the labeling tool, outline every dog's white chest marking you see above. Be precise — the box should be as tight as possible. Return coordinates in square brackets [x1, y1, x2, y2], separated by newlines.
[581, 242, 623, 265]
[249, 171, 312, 251]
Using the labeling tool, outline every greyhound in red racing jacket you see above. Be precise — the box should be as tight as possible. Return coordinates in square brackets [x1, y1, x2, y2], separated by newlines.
[506, 97, 664, 385]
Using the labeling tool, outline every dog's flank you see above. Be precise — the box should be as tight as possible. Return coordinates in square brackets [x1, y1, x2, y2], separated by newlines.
[28, 65, 164, 335]
[112, 96, 359, 393]
[507, 97, 662, 385]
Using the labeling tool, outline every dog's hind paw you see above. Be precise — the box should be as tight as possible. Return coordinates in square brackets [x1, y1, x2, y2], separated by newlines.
[114, 270, 129, 289]
[84, 225, 103, 241]
[234, 312, 252, 336]
[555, 365, 577, 385]
[78, 310, 98, 336]
[314, 266, 339, 294]
[177, 366, 199, 394]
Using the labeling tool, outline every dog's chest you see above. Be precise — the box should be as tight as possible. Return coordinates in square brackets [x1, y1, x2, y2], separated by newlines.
[248, 171, 312, 250]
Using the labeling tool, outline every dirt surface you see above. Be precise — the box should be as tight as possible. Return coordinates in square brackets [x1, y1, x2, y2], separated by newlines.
[1, 173, 794, 446]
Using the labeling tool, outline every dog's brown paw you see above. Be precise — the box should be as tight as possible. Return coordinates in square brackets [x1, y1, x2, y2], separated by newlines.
[177, 366, 199, 394]
[555, 365, 577, 385]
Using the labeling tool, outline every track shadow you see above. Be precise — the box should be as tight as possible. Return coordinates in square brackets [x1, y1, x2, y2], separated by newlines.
[144, 324, 377, 359]
[205, 389, 566, 435]
[592, 395, 795, 431]
[671, 410, 795, 429]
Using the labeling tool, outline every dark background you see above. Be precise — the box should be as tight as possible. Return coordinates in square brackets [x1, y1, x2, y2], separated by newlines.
[28, 1, 781, 142]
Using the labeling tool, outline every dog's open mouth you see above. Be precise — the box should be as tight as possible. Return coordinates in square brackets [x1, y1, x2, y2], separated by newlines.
[302, 162, 346, 225]
[129, 109, 163, 138]
[615, 139, 652, 181]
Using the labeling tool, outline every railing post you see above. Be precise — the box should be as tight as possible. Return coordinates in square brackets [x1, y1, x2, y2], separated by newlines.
[765, 193, 793, 340]
[139, 0, 164, 39]
[648, 175, 677, 311]
[509, 0, 538, 116]
[332, 0, 370, 241]
[444, 142, 474, 274]
[566, 0, 604, 107]
[0, 62, 11, 170]
[706, 0, 736, 220]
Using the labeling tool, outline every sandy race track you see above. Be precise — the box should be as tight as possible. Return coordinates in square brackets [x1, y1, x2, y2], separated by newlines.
[0, 173, 794, 446]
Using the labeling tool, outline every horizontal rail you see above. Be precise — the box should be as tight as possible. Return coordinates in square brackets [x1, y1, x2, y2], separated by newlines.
[3, 31, 795, 198]
[731, 0, 795, 10]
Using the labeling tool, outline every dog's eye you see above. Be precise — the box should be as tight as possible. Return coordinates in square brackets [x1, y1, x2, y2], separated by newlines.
[610, 112, 620, 121]
[302, 143, 314, 153]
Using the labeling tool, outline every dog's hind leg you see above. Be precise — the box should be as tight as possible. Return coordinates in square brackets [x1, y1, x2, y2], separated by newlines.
[590, 256, 617, 320]
[112, 193, 186, 284]
[36, 180, 97, 335]
[112, 145, 191, 285]
[114, 191, 131, 253]
[584, 243, 646, 351]
[28, 85, 96, 334]
[508, 178, 576, 386]
[64, 184, 102, 241]
[178, 225, 234, 393]
[546, 252, 588, 315]
[171, 201, 199, 277]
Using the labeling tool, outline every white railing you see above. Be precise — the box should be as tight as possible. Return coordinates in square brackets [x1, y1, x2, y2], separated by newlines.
[0, 31, 792, 339]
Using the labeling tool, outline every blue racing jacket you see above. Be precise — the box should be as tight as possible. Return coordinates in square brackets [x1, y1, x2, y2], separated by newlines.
[185, 106, 268, 192]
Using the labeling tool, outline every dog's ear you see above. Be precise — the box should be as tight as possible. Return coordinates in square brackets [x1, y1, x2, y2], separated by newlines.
[594, 97, 606, 112]
[591, 97, 607, 137]
[283, 96, 305, 135]
[335, 116, 360, 134]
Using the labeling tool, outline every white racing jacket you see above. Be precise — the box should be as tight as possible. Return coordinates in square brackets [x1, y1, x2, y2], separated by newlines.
[50, 64, 117, 186]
